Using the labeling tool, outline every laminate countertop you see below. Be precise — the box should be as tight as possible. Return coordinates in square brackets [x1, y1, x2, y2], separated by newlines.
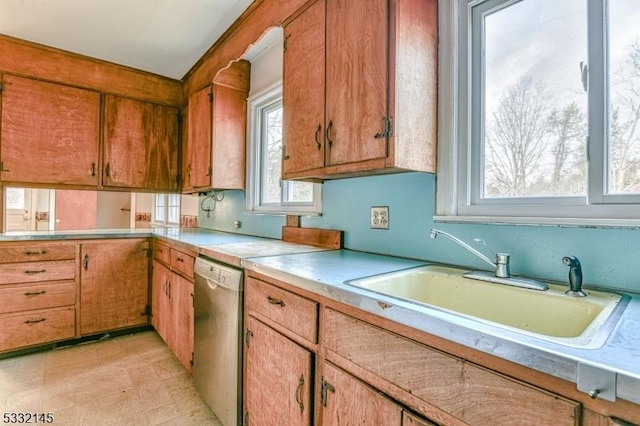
[1, 227, 639, 406]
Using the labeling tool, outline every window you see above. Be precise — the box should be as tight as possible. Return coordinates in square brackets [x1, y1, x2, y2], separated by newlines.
[153, 194, 180, 226]
[246, 83, 322, 215]
[438, 0, 640, 223]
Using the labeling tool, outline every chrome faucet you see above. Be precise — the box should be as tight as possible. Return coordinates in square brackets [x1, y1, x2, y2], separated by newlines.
[429, 228, 548, 291]
[429, 228, 510, 278]
[562, 256, 586, 297]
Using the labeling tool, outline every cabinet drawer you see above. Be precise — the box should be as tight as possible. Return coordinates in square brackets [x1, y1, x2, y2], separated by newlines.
[0, 281, 76, 314]
[246, 277, 318, 343]
[170, 248, 194, 280]
[323, 308, 579, 426]
[0, 244, 76, 263]
[155, 241, 171, 265]
[0, 307, 76, 352]
[0, 260, 76, 285]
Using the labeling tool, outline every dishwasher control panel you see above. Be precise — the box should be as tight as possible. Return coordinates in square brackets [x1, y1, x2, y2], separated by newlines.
[194, 256, 243, 291]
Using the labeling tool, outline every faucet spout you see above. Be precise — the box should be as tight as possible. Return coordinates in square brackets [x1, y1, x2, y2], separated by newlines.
[429, 228, 504, 274]
[429, 228, 548, 290]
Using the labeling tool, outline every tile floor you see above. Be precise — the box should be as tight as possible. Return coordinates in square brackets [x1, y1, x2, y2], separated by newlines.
[0, 331, 221, 425]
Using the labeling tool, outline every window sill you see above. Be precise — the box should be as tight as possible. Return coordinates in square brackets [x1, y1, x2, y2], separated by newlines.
[433, 215, 640, 229]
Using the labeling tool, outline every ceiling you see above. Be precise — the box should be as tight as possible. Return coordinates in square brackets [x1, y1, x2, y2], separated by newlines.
[0, 0, 254, 80]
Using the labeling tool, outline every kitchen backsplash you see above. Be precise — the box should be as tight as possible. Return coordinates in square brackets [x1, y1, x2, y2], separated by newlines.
[198, 172, 640, 293]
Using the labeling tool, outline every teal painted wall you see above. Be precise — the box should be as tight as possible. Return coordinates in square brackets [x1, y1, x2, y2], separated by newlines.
[198, 172, 640, 293]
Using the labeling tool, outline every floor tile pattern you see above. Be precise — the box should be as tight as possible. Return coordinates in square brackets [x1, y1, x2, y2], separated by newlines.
[0, 331, 221, 425]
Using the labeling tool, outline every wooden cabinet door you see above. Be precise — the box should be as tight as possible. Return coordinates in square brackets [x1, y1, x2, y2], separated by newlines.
[321, 362, 402, 426]
[325, 0, 389, 166]
[151, 260, 172, 346]
[282, 0, 326, 176]
[80, 239, 149, 335]
[172, 274, 193, 372]
[103, 95, 179, 191]
[211, 83, 247, 190]
[245, 316, 312, 426]
[0, 74, 100, 186]
[185, 85, 213, 190]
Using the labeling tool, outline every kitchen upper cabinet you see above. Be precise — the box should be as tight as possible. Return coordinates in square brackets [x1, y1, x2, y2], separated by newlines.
[80, 239, 149, 335]
[184, 85, 213, 191]
[183, 60, 250, 193]
[0, 74, 100, 186]
[282, 0, 326, 175]
[282, 0, 438, 180]
[103, 94, 179, 191]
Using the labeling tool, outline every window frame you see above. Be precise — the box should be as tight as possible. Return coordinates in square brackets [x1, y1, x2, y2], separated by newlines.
[152, 193, 180, 227]
[436, 0, 640, 226]
[245, 82, 322, 215]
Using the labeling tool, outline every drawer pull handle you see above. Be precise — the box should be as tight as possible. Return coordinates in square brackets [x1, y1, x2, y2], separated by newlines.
[267, 296, 285, 307]
[25, 318, 46, 324]
[176, 257, 184, 263]
[25, 250, 47, 256]
[24, 269, 46, 275]
[24, 290, 47, 296]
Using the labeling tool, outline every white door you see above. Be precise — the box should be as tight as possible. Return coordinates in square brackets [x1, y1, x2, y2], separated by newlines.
[5, 188, 34, 231]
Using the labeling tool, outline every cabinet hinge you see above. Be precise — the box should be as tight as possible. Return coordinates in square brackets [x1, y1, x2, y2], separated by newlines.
[207, 91, 213, 103]
[244, 329, 254, 347]
[243, 411, 249, 426]
[190, 352, 194, 366]
[143, 247, 152, 258]
[320, 378, 335, 406]
[283, 34, 291, 52]
[176, 173, 182, 185]
[0, 83, 3, 94]
[142, 304, 151, 317]
[374, 116, 393, 139]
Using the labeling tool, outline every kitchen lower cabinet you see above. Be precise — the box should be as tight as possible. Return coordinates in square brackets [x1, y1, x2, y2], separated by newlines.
[151, 260, 172, 344]
[244, 270, 640, 426]
[80, 239, 150, 335]
[0, 74, 100, 186]
[0, 242, 78, 353]
[151, 241, 194, 372]
[321, 362, 403, 425]
[244, 316, 313, 426]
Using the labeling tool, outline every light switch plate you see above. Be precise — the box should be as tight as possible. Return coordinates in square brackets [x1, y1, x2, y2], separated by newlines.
[370, 206, 389, 229]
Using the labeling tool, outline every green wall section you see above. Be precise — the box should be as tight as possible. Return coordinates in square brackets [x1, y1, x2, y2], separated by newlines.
[198, 172, 640, 293]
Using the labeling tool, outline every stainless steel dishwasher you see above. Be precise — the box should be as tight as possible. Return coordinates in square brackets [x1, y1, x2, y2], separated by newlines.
[193, 256, 243, 426]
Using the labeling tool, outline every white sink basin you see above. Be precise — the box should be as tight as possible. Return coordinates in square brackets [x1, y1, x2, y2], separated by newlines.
[346, 265, 629, 348]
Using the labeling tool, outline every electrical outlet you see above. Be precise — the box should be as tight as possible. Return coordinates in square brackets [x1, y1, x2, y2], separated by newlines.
[370, 206, 389, 229]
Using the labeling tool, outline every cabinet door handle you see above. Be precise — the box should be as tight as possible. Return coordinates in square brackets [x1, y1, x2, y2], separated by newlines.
[90, 162, 96, 177]
[25, 318, 46, 324]
[326, 120, 334, 147]
[295, 374, 305, 412]
[267, 296, 285, 307]
[84, 254, 89, 271]
[24, 269, 46, 275]
[25, 250, 47, 256]
[105, 163, 111, 178]
[315, 124, 322, 150]
[24, 290, 47, 296]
